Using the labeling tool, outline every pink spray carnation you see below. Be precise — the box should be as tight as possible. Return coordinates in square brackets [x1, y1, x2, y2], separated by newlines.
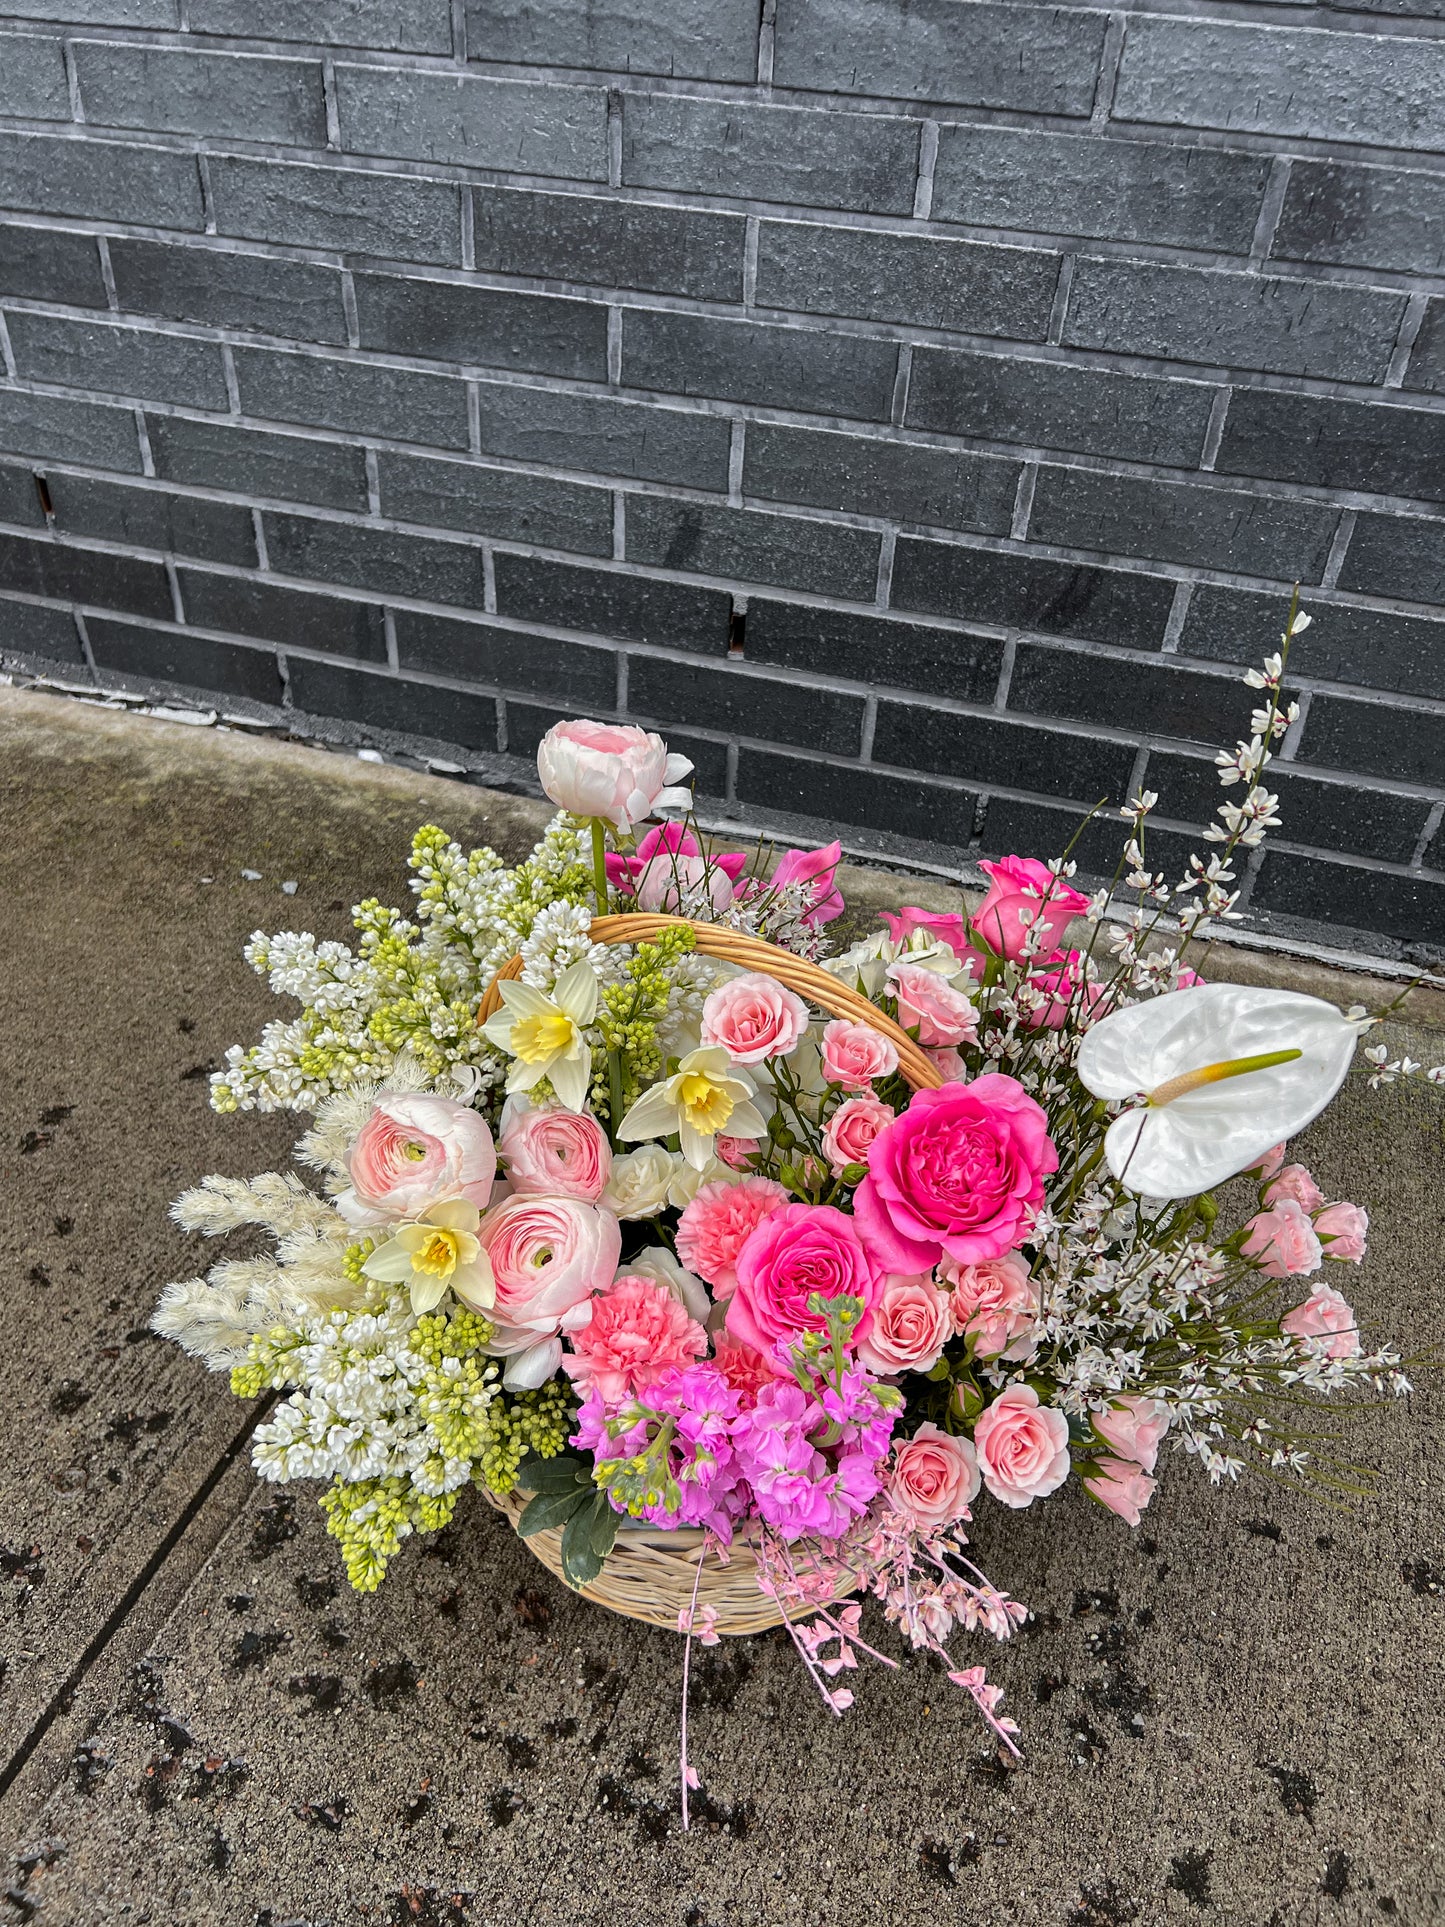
[887, 1423, 980, 1533]
[941, 1249, 1039, 1361]
[819, 1018, 899, 1090]
[972, 1384, 1071, 1510]
[498, 1097, 611, 1203]
[726, 1203, 884, 1357]
[1241, 1198, 1323, 1279]
[1082, 1457, 1157, 1527]
[878, 906, 972, 961]
[1282, 1283, 1362, 1359]
[770, 841, 844, 926]
[1090, 1395, 1171, 1475]
[821, 1094, 895, 1177]
[712, 1330, 780, 1402]
[340, 1092, 496, 1226]
[536, 718, 691, 833]
[887, 960, 978, 1047]
[973, 856, 1090, 961]
[701, 973, 810, 1064]
[675, 1175, 789, 1299]
[1265, 1163, 1325, 1212]
[1314, 1200, 1368, 1262]
[563, 1273, 708, 1406]
[856, 1274, 954, 1375]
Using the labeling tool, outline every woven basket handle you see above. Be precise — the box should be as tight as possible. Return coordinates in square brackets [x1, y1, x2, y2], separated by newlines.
[476, 912, 943, 1093]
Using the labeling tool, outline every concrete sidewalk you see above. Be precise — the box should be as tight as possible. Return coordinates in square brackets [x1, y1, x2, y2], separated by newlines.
[2, 684, 1442, 1927]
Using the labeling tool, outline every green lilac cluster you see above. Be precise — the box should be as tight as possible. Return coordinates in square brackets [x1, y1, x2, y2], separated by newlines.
[319, 1475, 459, 1594]
[592, 928, 697, 1113]
[476, 1379, 574, 1497]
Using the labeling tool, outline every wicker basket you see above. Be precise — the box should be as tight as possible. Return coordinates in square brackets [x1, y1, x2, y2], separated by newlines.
[477, 912, 943, 1636]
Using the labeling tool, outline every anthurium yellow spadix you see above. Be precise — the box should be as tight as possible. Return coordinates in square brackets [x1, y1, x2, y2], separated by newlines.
[1076, 983, 1366, 1198]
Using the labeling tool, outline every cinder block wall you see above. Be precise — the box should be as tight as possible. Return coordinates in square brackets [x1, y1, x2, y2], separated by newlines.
[1, 0, 1443, 952]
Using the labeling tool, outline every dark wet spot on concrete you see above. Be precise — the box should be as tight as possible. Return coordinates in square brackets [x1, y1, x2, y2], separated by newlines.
[1322, 1850, 1351, 1899]
[72, 1739, 111, 1795]
[294, 1574, 338, 1609]
[686, 1786, 756, 1840]
[231, 1628, 289, 1671]
[157, 1714, 196, 1752]
[105, 1410, 171, 1448]
[1316, 1534, 1336, 1551]
[971, 1745, 1022, 1791]
[402, 1789, 433, 1827]
[436, 1587, 462, 1621]
[624, 1746, 659, 1782]
[208, 1829, 231, 1875]
[513, 1587, 551, 1629]
[420, 1526, 460, 1566]
[1069, 1715, 1109, 1765]
[320, 1619, 351, 1651]
[1402, 1556, 1443, 1596]
[27, 1265, 51, 1289]
[388, 1884, 474, 1925]
[1263, 1761, 1318, 1821]
[124, 1327, 160, 1344]
[1166, 1849, 1213, 1908]
[364, 1657, 419, 1708]
[1244, 1518, 1283, 1542]
[596, 1773, 636, 1820]
[191, 1756, 248, 1799]
[502, 1734, 537, 1771]
[288, 1673, 346, 1714]
[543, 1717, 577, 1740]
[177, 1016, 196, 1032]
[251, 1496, 299, 1557]
[52, 1216, 73, 1236]
[18, 1131, 52, 1154]
[1067, 1876, 1142, 1925]
[920, 1836, 979, 1886]
[38, 1105, 73, 1127]
[179, 1061, 218, 1081]
[1378, 1896, 1398, 1914]
[140, 1751, 182, 1812]
[1036, 1672, 1067, 1704]
[294, 1795, 351, 1831]
[225, 1592, 254, 1614]
[691, 1650, 753, 1711]
[487, 1787, 521, 1828]
[1135, 1606, 1154, 1627]
[1072, 1588, 1120, 1619]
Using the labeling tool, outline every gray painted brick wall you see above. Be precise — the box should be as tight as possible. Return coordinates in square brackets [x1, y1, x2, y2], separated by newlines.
[1, 0, 1444, 956]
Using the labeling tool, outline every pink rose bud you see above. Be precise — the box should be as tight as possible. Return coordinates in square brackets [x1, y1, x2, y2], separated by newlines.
[1313, 1200, 1368, 1263]
[856, 1274, 954, 1375]
[1241, 1198, 1323, 1279]
[498, 1096, 611, 1203]
[1022, 951, 1104, 1032]
[1246, 1142, 1287, 1181]
[886, 1422, 981, 1533]
[972, 856, 1090, 961]
[819, 1018, 900, 1090]
[878, 906, 973, 961]
[1082, 1457, 1157, 1527]
[536, 718, 692, 833]
[1281, 1283, 1362, 1359]
[340, 1092, 496, 1227]
[1090, 1395, 1171, 1474]
[972, 1384, 1071, 1510]
[714, 1134, 761, 1171]
[821, 1094, 895, 1177]
[887, 959, 978, 1047]
[1264, 1163, 1325, 1212]
[940, 1250, 1038, 1361]
[701, 971, 810, 1063]
[925, 1046, 969, 1083]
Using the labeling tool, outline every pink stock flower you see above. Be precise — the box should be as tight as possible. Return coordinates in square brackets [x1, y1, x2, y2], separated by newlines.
[771, 841, 844, 926]
[1022, 951, 1103, 1032]
[972, 1384, 1071, 1510]
[887, 1423, 981, 1533]
[854, 1076, 1058, 1274]
[1247, 1142, 1287, 1181]
[497, 1097, 611, 1203]
[1265, 1164, 1325, 1213]
[701, 973, 810, 1064]
[536, 719, 692, 833]
[478, 1194, 622, 1339]
[856, 1274, 954, 1375]
[821, 1094, 896, 1177]
[714, 1134, 761, 1171]
[887, 960, 978, 1047]
[973, 856, 1089, 961]
[675, 1175, 789, 1299]
[1090, 1395, 1172, 1474]
[1314, 1200, 1368, 1262]
[340, 1092, 496, 1226]
[1083, 1457, 1156, 1527]
[878, 906, 972, 960]
[941, 1249, 1038, 1361]
[1282, 1283, 1362, 1359]
[1241, 1198, 1323, 1279]
[563, 1273, 708, 1406]
[819, 1018, 899, 1090]
[635, 852, 734, 915]
[726, 1203, 884, 1356]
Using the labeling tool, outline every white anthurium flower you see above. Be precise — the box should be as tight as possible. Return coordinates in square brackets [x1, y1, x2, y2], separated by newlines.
[617, 1045, 768, 1171]
[361, 1198, 495, 1315]
[1077, 983, 1367, 1199]
[479, 958, 597, 1111]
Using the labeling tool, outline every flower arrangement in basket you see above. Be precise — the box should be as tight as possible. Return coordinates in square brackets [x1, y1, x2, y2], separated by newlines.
[154, 593, 1437, 1802]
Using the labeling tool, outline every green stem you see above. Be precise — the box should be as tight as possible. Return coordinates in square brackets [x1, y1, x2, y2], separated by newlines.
[589, 817, 610, 919]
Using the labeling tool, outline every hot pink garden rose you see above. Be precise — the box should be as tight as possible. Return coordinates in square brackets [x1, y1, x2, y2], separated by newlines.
[1083, 1457, 1156, 1527]
[821, 1094, 895, 1177]
[1265, 1163, 1325, 1212]
[1091, 1395, 1171, 1474]
[498, 1097, 611, 1203]
[857, 1274, 954, 1375]
[887, 960, 978, 1047]
[340, 1093, 495, 1226]
[819, 1018, 899, 1090]
[701, 973, 810, 1063]
[1241, 1198, 1323, 1279]
[563, 1273, 707, 1406]
[770, 841, 844, 926]
[1282, 1282, 1361, 1359]
[536, 719, 691, 833]
[972, 1384, 1070, 1510]
[726, 1203, 884, 1356]
[1314, 1200, 1368, 1262]
[878, 906, 972, 961]
[941, 1250, 1038, 1361]
[973, 856, 1089, 961]
[675, 1175, 789, 1299]
[887, 1423, 980, 1533]
[854, 1076, 1058, 1274]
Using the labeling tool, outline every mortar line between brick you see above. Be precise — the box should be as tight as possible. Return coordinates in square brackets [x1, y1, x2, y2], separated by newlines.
[251, 505, 268, 569]
[1124, 741, 1152, 805]
[132, 407, 155, 476]
[383, 604, 399, 669]
[1090, 13, 1127, 127]
[912, 121, 940, 222]
[615, 648, 629, 715]
[1046, 256, 1074, 347]
[611, 490, 625, 560]
[606, 307, 622, 384]
[1249, 156, 1293, 266]
[466, 380, 482, 454]
[0, 313, 14, 382]
[606, 89, 623, 189]
[481, 544, 497, 613]
[1010, 463, 1038, 542]
[742, 216, 760, 307]
[339, 268, 361, 348]
[889, 345, 913, 427]
[725, 738, 740, 803]
[220, 341, 241, 414]
[321, 56, 341, 150]
[450, 0, 468, 63]
[62, 39, 85, 124]
[1199, 389, 1231, 471]
[364, 445, 381, 513]
[1322, 511, 1356, 588]
[95, 234, 119, 312]
[757, 0, 777, 90]
[1385, 293, 1429, 389]
[873, 527, 896, 607]
[1161, 579, 1194, 653]
[1411, 800, 1445, 868]
[72, 606, 96, 677]
[859, 691, 878, 762]
[993, 633, 1018, 710]
[195, 150, 216, 235]
[1280, 686, 1311, 761]
[727, 420, 745, 505]
[164, 554, 184, 623]
[459, 180, 476, 270]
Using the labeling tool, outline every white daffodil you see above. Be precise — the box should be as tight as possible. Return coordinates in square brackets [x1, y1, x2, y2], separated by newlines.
[361, 1198, 495, 1315]
[617, 1045, 768, 1170]
[1077, 983, 1367, 1199]
[479, 958, 598, 1111]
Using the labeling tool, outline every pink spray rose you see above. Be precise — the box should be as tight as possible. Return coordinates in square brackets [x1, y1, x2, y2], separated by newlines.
[726, 1203, 884, 1356]
[536, 718, 691, 833]
[878, 906, 972, 961]
[821, 1094, 895, 1177]
[1265, 1164, 1325, 1212]
[887, 1423, 981, 1533]
[498, 1096, 611, 1203]
[635, 851, 734, 915]
[340, 1092, 495, 1226]
[887, 960, 978, 1047]
[714, 1134, 761, 1171]
[973, 856, 1090, 961]
[941, 1249, 1039, 1361]
[770, 841, 844, 926]
[701, 973, 810, 1064]
[819, 1018, 899, 1090]
[1090, 1395, 1172, 1474]
[926, 1046, 968, 1083]
[1314, 1200, 1368, 1263]
[1022, 951, 1104, 1032]
[1241, 1198, 1323, 1279]
[675, 1175, 789, 1299]
[1083, 1457, 1156, 1527]
[563, 1273, 707, 1406]
[1247, 1142, 1287, 1181]
[856, 1274, 954, 1375]
[854, 1075, 1058, 1274]
[972, 1384, 1071, 1510]
[1282, 1283, 1362, 1359]
[478, 1195, 622, 1339]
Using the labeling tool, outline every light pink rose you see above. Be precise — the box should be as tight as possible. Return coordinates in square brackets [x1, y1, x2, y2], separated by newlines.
[714, 1134, 761, 1171]
[819, 1018, 899, 1090]
[1265, 1164, 1325, 1212]
[878, 907, 972, 961]
[821, 1094, 895, 1177]
[856, 1274, 954, 1375]
[1241, 1198, 1323, 1279]
[726, 1203, 884, 1356]
[941, 1250, 1038, 1361]
[701, 973, 810, 1063]
[1083, 1457, 1156, 1527]
[635, 851, 734, 914]
[770, 841, 844, 926]
[1314, 1200, 1368, 1263]
[1022, 951, 1104, 1032]
[562, 1273, 708, 1406]
[925, 1046, 969, 1083]
[973, 856, 1090, 961]
[478, 1195, 622, 1339]
[340, 1092, 495, 1226]
[887, 1422, 980, 1533]
[1282, 1283, 1361, 1359]
[1247, 1142, 1287, 1180]
[973, 1384, 1070, 1510]
[498, 1096, 611, 1203]
[1090, 1395, 1171, 1474]
[536, 718, 692, 833]
[675, 1175, 789, 1299]
[887, 960, 978, 1047]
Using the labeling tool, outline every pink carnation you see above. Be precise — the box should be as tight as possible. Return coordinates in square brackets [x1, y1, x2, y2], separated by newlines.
[726, 1203, 884, 1357]
[973, 1384, 1070, 1510]
[1083, 1457, 1156, 1527]
[701, 972, 810, 1063]
[1282, 1283, 1361, 1359]
[1090, 1395, 1171, 1474]
[821, 1094, 895, 1177]
[819, 1018, 899, 1090]
[498, 1097, 611, 1203]
[887, 1423, 980, 1533]
[887, 960, 978, 1047]
[973, 856, 1090, 961]
[941, 1249, 1038, 1361]
[878, 906, 972, 961]
[856, 1274, 954, 1375]
[563, 1274, 708, 1406]
[712, 1330, 779, 1402]
[1314, 1200, 1368, 1263]
[1241, 1198, 1323, 1279]
[1265, 1164, 1325, 1212]
[675, 1175, 789, 1300]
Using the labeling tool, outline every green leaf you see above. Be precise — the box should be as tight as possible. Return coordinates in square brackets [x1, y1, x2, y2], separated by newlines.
[515, 1453, 591, 1496]
[517, 1488, 589, 1538]
[560, 1493, 617, 1588]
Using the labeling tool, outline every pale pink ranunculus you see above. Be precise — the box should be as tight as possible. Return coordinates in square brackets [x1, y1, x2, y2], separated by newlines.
[726, 1203, 884, 1356]
[1022, 951, 1104, 1032]
[972, 1384, 1071, 1510]
[1247, 1142, 1287, 1181]
[1265, 1163, 1325, 1213]
[701, 973, 810, 1064]
[478, 1194, 622, 1338]
[340, 1092, 496, 1226]
[887, 1422, 980, 1533]
[498, 1096, 611, 1203]
[854, 1075, 1058, 1274]
[1282, 1283, 1361, 1359]
[941, 1249, 1038, 1361]
[536, 719, 691, 833]
[675, 1175, 789, 1300]
[819, 1018, 899, 1090]
[857, 1274, 954, 1375]
[973, 856, 1090, 961]
[1314, 1200, 1368, 1263]
[887, 960, 978, 1047]
[562, 1273, 707, 1406]
[1083, 1457, 1156, 1527]
[878, 906, 972, 961]
[770, 841, 844, 926]
[821, 1094, 896, 1178]
[635, 851, 734, 915]
[1090, 1395, 1172, 1475]
[1241, 1198, 1323, 1279]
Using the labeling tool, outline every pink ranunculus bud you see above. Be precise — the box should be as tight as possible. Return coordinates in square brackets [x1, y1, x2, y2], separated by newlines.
[856, 1274, 954, 1375]
[770, 840, 844, 926]
[887, 960, 979, 1047]
[1313, 1200, 1368, 1263]
[878, 907, 972, 960]
[536, 718, 692, 832]
[562, 1273, 708, 1407]
[1241, 1198, 1323, 1279]
[339, 1092, 496, 1226]
[820, 1093, 895, 1177]
[819, 1017, 900, 1090]
[700, 972, 809, 1063]
[972, 856, 1090, 961]
[1265, 1163, 1325, 1212]
[498, 1096, 611, 1203]
[940, 1250, 1039, 1361]
[886, 1423, 980, 1533]
[972, 1384, 1071, 1510]
[635, 851, 734, 914]
[1090, 1395, 1172, 1474]
[1082, 1457, 1157, 1527]
[1281, 1282, 1362, 1359]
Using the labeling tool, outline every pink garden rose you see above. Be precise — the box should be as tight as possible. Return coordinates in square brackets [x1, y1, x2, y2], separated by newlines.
[1265, 1163, 1325, 1212]
[1282, 1282, 1361, 1359]
[478, 1195, 622, 1339]
[675, 1175, 789, 1299]
[536, 719, 691, 833]
[1314, 1200, 1368, 1263]
[973, 856, 1090, 961]
[878, 906, 972, 961]
[887, 960, 978, 1047]
[701, 973, 810, 1064]
[973, 1384, 1070, 1510]
[726, 1203, 884, 1356]
[941, 1249, 1038, 1361]
[1090, 1395, 1171, 1474]
[636, 851, 734, 915]
[497, 1096, 610, 1203]
[857, 1274, 954, 1375]
[819, 1018, 899, 1090]
[340, 1092, 495, 1226]
[854, 1076, 1058, 1274]
[821, 1094, 896, 1177]
[770, 841, 844, 926]
[563, 1273, 707, 1406]
[887, 1423, 980, 1533]
[1241, 1198, 1323, 1279]
[1083, 1457, 1156, 1527]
